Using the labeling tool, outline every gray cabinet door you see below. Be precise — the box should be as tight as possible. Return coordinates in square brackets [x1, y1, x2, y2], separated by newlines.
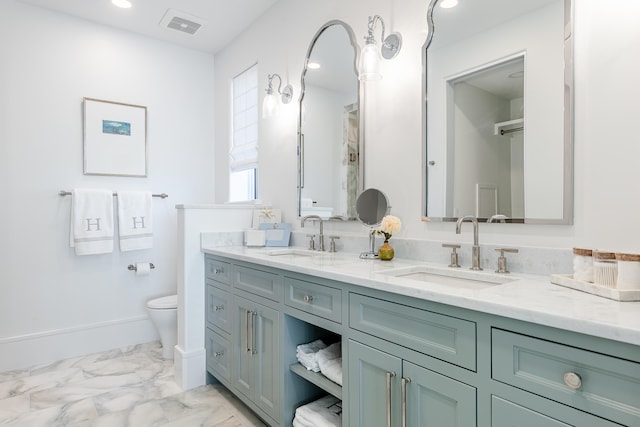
[404, 360, 476, 427]
[232, 295, 280, 422]
[349, 339, 402, 427]
[349, 340, 477, 427]
[492, 396, 570, 427]
[253, 303, 280, 421]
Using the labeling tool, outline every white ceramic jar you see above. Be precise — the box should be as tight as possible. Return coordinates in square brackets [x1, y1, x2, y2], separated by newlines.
[572, 248, 593, 283]
[615, 253, 640, 290]
[593, 251, 617, 288]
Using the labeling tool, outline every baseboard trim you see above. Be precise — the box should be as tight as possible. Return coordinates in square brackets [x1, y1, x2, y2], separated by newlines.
[0, 316, 158, 372]
[174, 345, 206, 390]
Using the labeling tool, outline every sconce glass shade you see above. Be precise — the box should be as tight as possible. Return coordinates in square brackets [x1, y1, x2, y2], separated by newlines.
[358, 42, 383, 81]
[262, 91, 279, 118]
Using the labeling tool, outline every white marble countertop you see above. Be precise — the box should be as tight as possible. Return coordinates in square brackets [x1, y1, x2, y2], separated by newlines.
[202, 246, 640, 347]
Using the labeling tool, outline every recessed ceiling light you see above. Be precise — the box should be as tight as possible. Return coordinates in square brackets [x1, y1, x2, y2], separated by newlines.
[308, 62, 321, 70]
[112, 0, 132, 9]
[440, 0, 459, 9]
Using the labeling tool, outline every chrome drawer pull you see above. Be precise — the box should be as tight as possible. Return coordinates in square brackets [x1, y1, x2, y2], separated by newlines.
[563, 372, 582, 390]
[214, 305, 225, 311]
[214, 268, 224, 274]
[386, 371, 396, 427]
[303, 295, 313, 303]
[214, 351, 224, 357]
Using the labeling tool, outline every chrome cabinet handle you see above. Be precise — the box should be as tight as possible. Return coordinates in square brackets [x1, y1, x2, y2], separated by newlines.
[214, 351, 224, 357]
[250, 311, 257, 355]
[401, 377, 411, 427]
[386, 371, 396, 427]
[213, 267, 224, 274]
[214, 304, 224, 311]
[245, 310, 251, 353]
[303, 295, 313, 303]
[563, 372, 582, 390]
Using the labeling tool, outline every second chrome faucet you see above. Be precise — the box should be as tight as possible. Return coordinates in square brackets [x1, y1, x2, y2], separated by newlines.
[455, 215, 482, 270]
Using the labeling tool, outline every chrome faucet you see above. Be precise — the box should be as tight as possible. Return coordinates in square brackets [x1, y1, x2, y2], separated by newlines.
[301, 215, 325, 251]
[456, 215, 482, 270]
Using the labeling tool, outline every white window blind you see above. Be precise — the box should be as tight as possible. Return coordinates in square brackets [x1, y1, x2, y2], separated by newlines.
[230, 64, 258, 172]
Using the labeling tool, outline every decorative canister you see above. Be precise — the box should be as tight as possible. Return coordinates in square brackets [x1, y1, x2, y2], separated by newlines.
[592, 251, 617, 288]
[572, 248, 593, 282]
[615, 253, 640, 290]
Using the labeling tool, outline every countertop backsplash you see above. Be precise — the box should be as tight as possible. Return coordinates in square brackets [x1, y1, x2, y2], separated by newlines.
[201, 230, 573, 277]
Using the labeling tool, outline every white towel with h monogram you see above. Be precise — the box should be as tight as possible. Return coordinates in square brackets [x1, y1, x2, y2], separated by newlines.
[117, 191, 153, 251]
[70, 188, 114, 255]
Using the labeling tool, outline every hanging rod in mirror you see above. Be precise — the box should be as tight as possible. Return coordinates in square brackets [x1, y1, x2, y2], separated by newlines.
[59, 190, 168, 199]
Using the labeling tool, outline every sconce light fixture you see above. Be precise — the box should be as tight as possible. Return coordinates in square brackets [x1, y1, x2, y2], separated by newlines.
[262, 73, 293, 118]
[358, 15, 402, 81]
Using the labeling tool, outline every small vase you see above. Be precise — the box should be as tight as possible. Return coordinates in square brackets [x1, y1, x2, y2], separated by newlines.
[378, 240, 395, 261]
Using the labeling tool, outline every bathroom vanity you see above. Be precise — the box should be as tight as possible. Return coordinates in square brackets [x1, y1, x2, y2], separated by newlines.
[202, 247, 640, 427]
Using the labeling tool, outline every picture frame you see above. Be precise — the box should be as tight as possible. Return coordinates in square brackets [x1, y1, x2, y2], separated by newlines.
[83, 97, 147, 177]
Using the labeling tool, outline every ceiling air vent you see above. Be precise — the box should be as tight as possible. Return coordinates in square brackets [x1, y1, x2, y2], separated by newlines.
[160, 9, 206, 35]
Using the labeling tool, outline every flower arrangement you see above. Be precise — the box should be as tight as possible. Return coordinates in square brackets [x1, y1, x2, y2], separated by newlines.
[372, 215, 402, 242]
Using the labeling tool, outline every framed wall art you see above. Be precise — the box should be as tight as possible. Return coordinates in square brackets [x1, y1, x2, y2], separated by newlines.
[83, 97, 147, 177]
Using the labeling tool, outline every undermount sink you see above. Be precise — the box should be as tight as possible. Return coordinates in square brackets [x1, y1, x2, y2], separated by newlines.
[266, 249, 314, 257]
[379, 265, 516, 289]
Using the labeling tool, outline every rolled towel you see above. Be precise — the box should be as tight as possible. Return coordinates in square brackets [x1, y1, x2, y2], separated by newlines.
[317, 342, 342, 385]
[296, 339, 326, 372]
[294, 395, 342, 427]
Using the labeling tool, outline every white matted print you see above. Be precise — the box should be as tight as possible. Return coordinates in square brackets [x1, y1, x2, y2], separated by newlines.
[83, 97, 147, 177]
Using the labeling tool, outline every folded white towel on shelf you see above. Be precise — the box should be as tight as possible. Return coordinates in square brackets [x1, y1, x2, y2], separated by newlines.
[296, 339, 327, 372]
[293, 395, 342, 427]
[317, 342, 342, 385]
[69, 188, 114, 256]
[117, 191, 153, 251]
[316, 342, 342, 385]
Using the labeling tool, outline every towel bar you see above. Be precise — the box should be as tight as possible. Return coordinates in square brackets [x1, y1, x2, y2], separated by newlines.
[59, 190, 168, 199]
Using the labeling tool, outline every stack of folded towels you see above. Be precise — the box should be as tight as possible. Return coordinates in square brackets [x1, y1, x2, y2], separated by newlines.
[296, 339, 327, 372]
[296, 340, 343, 386]
[293, 395, 342, 427]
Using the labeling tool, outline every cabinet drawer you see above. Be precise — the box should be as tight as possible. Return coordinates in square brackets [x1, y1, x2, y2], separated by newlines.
[349, 293, 476, 370]
[206, 327, 231, 382]
[234, 265, 283, 302]
[206, 285, 231, 334]
[492, 328, 640, 426]
[285, 277, 342, 322]
[492, 396, 570, 427]
[205, 256, 231, 286]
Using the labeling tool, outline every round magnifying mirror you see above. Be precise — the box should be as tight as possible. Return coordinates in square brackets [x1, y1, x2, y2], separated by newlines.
[356, 188, 390, 226]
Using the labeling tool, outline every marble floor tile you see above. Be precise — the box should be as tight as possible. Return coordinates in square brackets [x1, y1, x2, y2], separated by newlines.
[0, 342, 266, 427]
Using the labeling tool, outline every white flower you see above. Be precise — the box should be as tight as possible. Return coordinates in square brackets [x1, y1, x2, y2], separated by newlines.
[372, 215, 402, 241]
[380, 215, 402, 234]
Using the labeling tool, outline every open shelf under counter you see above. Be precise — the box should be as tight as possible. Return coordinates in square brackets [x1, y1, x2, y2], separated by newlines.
[289, 363, 342, 400]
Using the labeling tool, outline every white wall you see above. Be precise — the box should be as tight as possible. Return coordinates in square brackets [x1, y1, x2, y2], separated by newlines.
[213, 0, 640, 253]
[0, 1, 215, 371]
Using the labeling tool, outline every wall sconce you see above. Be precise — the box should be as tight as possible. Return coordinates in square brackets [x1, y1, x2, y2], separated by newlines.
[262, 73, 293, 118]
[358, 15, 402, 81]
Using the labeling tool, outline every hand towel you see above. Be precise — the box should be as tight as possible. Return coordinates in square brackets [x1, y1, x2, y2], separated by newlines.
[293, 395, 342, 427]
[117, 191, 153, 251]
[69, 188, 114, 256]
[296, 339, 327, 372]
[317, 342, 342, 385]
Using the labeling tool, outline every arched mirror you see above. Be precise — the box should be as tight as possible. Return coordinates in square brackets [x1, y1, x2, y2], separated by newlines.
[423, 0, 573, 224]
[298, 21, 361, 220]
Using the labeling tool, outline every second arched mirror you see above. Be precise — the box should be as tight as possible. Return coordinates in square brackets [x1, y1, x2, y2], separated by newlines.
[298, 21, 361, 220]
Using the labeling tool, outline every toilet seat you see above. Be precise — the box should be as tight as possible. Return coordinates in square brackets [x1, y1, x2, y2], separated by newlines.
[147, 294, 177, 309]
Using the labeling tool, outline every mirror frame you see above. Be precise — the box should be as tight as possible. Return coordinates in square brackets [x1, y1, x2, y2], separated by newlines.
[297, 20, 363, 220]
[422, 0, 574, 225]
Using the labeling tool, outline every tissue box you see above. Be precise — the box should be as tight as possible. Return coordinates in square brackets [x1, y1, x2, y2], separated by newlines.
[244, 229, 266, 247]
[258, 223, 292, 247]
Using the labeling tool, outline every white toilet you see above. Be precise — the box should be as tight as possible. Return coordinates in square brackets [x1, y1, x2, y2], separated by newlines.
[147, 294, 178, 359]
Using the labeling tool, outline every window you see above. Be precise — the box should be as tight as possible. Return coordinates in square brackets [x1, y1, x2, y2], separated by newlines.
[229, 64, 258, 202]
